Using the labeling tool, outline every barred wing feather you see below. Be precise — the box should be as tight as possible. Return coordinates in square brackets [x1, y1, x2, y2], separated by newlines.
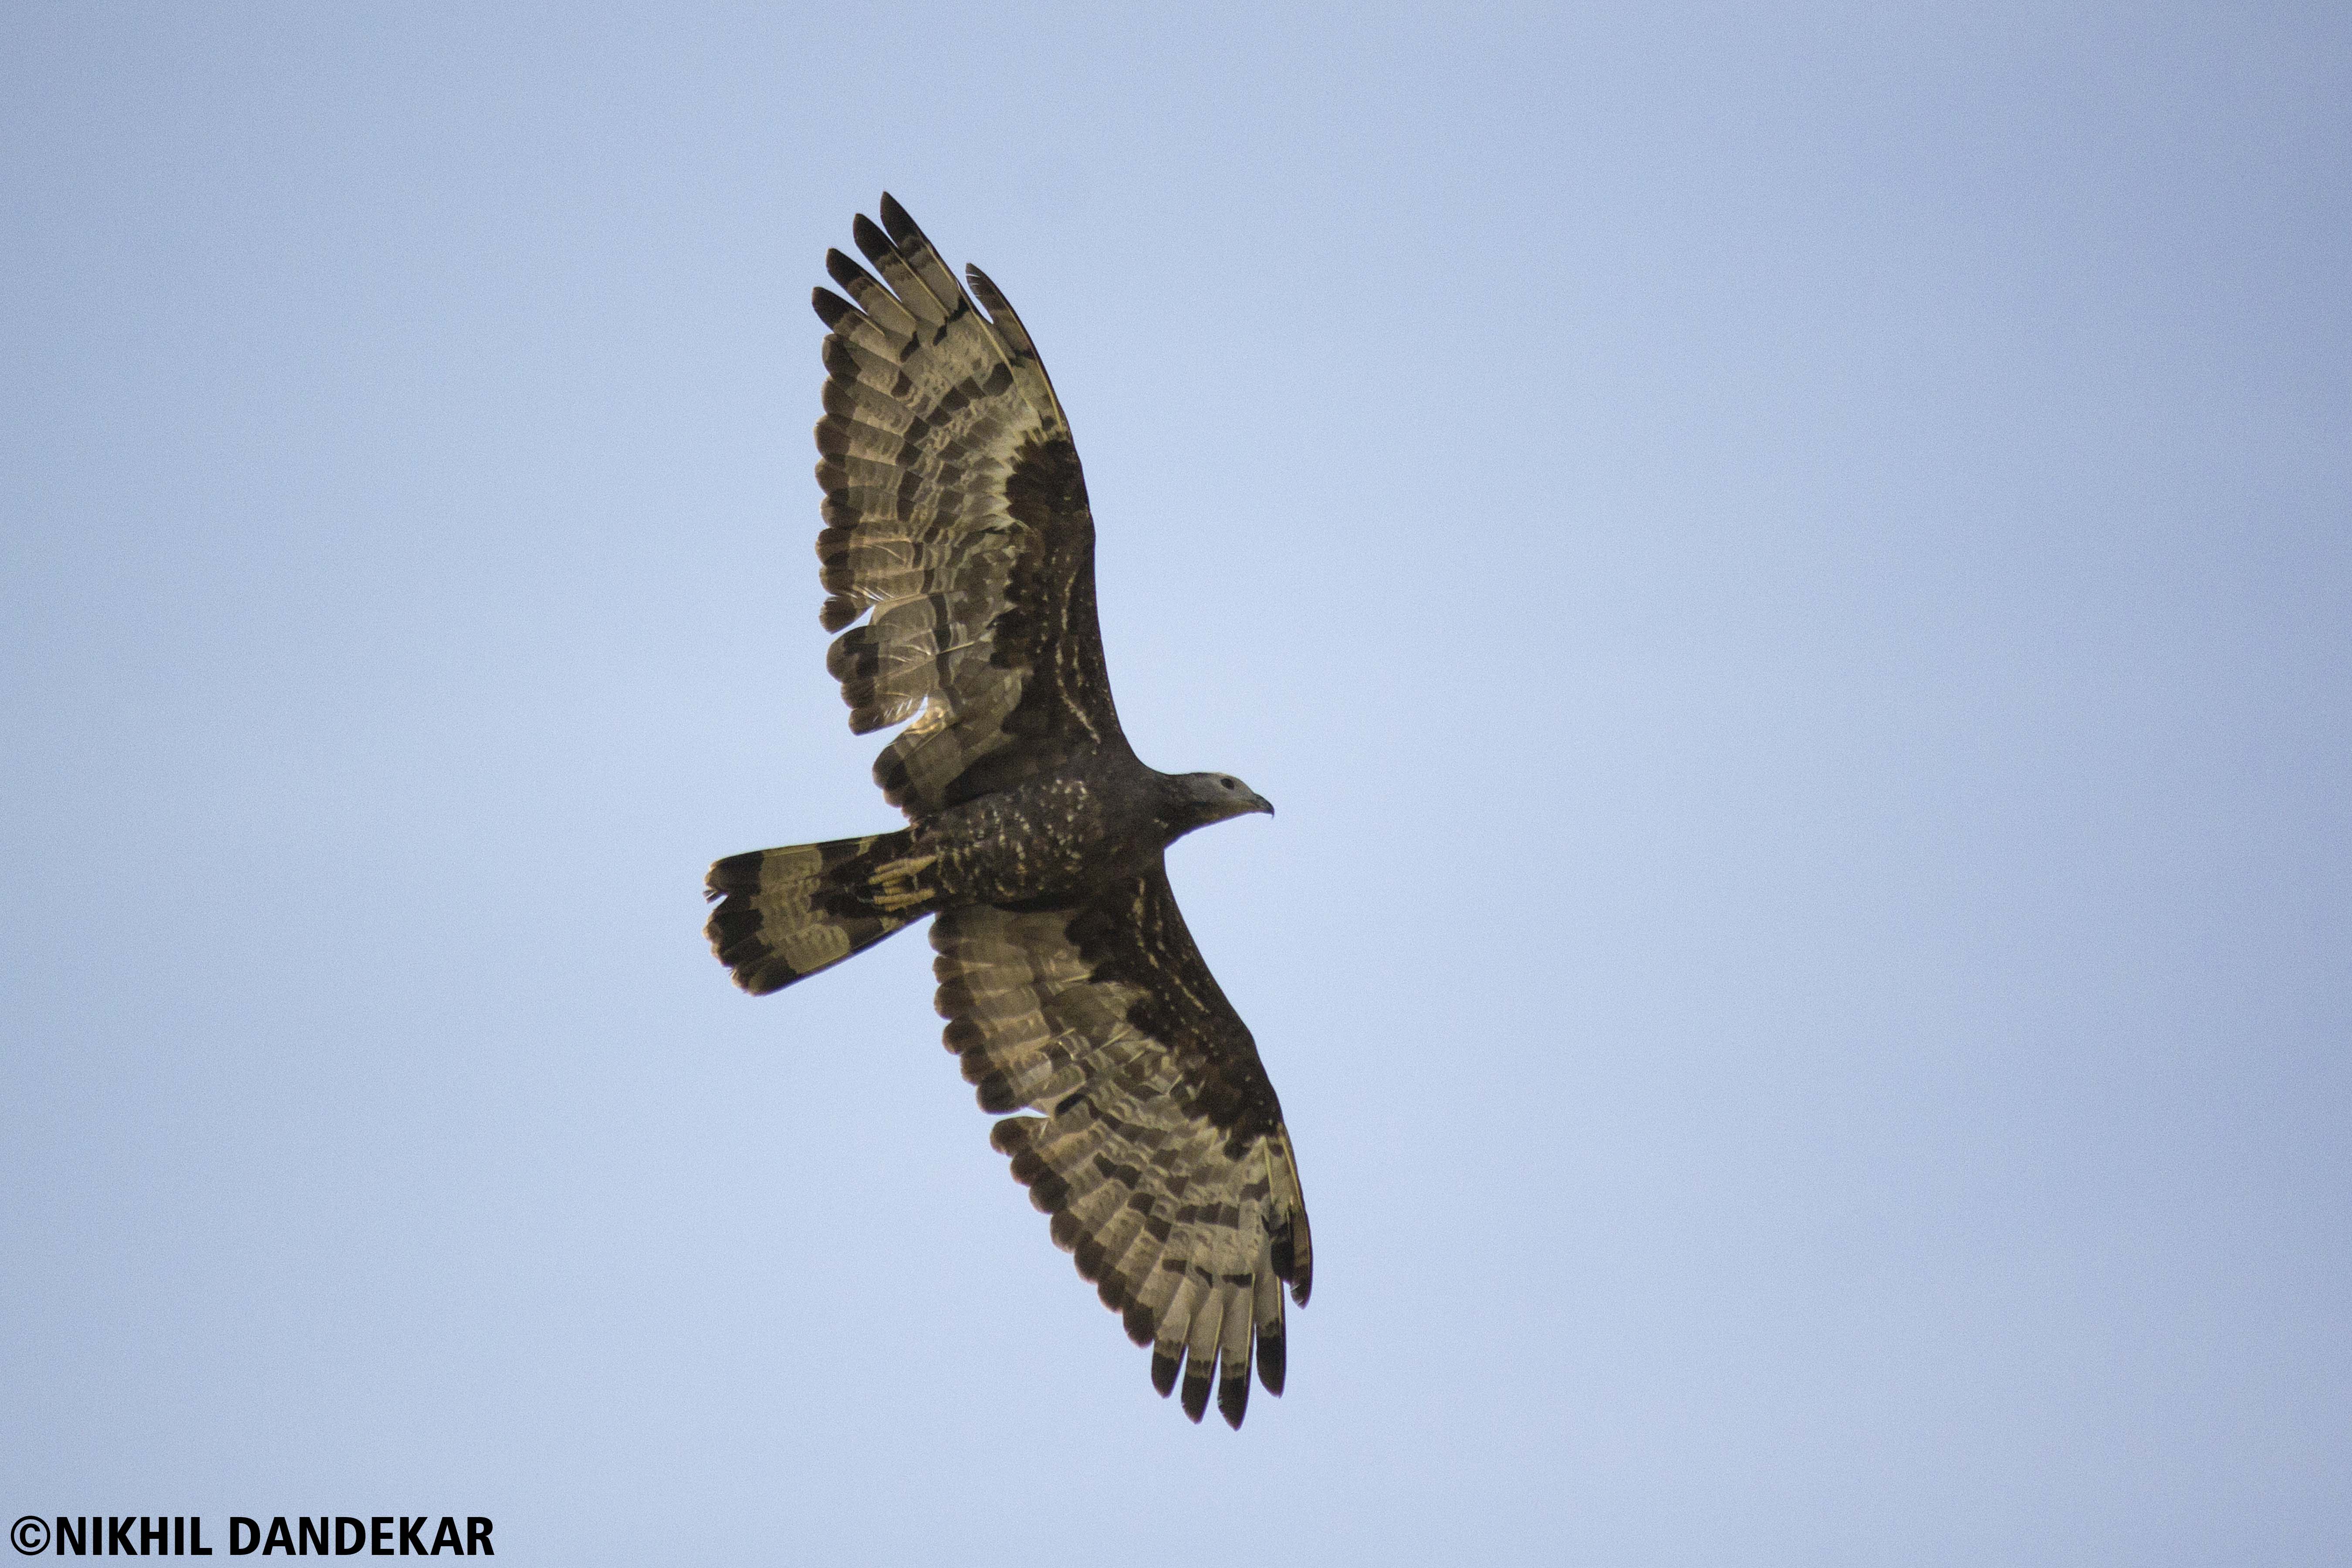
[814, 195, 1129, 815]
[933, 865, 1313, 1428]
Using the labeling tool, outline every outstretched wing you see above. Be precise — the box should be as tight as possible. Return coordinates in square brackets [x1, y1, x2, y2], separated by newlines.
[812, 194, 1129, 817]
[931, 864, 1313, 1428]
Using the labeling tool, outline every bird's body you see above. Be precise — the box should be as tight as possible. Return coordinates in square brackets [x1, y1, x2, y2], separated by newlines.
[926, 757, 1186, 908]
[706, 196, 1310, 1428]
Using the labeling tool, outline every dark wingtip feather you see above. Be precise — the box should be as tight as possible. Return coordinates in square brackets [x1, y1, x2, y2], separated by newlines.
[878, 192, 921, 246]
[989, 1116, 1040, 1157]
[818, 376, 858, 421]
[824, 249, 874, 294]
[811, 286, 854, 328]
[1256, 1328, 1285, 1395]
[1123, 1302, 1156, 1348]
[1219, 1365, 1250, 1429]
[1272, 1225, 1312, 1306]
[1180, 1365, 1212, 1424]
[851, 212, 892, 267]
[1027, 1169, 1070, 1214]
[1151, 1346, 1181, 1398]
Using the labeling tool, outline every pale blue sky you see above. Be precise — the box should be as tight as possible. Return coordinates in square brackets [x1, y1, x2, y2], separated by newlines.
[4, 4, 2347, 1563]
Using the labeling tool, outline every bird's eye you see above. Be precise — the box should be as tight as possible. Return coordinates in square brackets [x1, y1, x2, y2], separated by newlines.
[1221, 779, 1237, 791]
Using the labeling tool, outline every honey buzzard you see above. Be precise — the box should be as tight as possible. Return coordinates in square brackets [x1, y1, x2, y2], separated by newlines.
[705, 196, 1312, 1428]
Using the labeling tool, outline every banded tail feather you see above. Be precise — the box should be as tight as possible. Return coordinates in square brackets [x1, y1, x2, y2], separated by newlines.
[705, 831, 940, 994]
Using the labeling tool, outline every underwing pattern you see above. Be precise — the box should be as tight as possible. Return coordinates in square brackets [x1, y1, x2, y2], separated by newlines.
[705, 196, 1311, 1428]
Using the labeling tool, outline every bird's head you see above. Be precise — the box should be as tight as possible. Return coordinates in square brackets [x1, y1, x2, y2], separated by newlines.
[1165, 771, 1275, 838]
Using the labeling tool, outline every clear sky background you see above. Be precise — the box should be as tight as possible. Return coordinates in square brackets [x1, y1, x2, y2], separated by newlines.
[4, 4, 2347, 1563]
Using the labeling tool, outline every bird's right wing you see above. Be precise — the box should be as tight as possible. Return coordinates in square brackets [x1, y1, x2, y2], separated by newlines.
[811, 195, 1130, 817]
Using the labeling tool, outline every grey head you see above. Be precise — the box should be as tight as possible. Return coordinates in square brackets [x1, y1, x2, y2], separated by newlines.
[1159, 770, 1275, 841]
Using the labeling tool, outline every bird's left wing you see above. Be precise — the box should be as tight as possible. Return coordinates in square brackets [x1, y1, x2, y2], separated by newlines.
[931, 864, 1313, 1428]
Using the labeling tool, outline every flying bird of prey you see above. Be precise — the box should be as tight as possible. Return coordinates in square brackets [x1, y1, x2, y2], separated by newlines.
[705, 196, 1312, 1428]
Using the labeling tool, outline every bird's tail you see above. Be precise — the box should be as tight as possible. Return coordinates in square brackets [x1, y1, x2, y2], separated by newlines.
[704, 830, 940, 994]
